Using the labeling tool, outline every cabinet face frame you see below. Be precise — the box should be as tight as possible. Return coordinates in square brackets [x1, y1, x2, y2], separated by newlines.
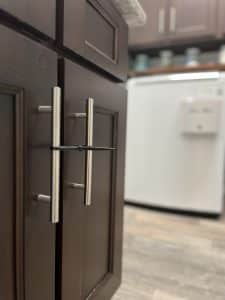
[0, 83, 25, 300]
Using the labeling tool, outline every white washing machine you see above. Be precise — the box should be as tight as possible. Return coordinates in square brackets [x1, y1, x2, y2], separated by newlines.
[125, 72, 225, 214]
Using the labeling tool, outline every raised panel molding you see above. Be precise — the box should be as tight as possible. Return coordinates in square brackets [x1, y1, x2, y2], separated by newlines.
[0, 84, 25, 300]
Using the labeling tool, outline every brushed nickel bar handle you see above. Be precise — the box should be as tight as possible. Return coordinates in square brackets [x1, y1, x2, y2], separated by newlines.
[85, 97, 94, 206]
[69, 112, 87, 118]
[52, 145, 115, 151]
[37, 106, 52, 113]
[36, 96, 108, 212]
[169, 7, 176, 32]
[67, 182, 85, 190]
[158, 8, 165, 34]
[35, 194, 51, 203]
[51, 86, 61, 223]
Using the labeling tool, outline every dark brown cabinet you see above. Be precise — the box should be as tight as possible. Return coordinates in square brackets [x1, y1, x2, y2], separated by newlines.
[0, 0, 55, 37]
[61, 59, 126, 300]
[218, 0, 225, 37]
[168, 0, 217, 41]
[129, 0, 168, 48]
[0, 1, 127, 300]
[129, 0, 218, 49]
[0, 91, 18, 300]
[64, 0, 128, 81]
[0, 25, 57, 300]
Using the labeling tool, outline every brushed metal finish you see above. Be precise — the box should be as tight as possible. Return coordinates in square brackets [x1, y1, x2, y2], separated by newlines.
[169, 7, 176, 32]
[53, 145, 115, 151]
[158, 8, 165, 34]
[51, 86, 61, 223]
[35, 194, 51, 203]
[67, 182, 85, 190]
[37, 105, 52, 113]
[69, 112, 87, 118]
[85, 97, 94, 206]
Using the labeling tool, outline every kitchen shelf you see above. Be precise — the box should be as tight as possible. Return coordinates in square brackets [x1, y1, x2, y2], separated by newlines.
[128, 64, 225, 78]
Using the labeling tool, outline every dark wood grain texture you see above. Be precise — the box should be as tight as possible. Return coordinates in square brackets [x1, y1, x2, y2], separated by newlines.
[129, 0, 169, 48]
[0, 25, 57, 300]
[169, 0, 217, 41]
[218, 0, 225, 38]
[0, 0, 55, 37]
[61, 58, 127, 300]
[63, 0, 128, 81]
[129, 0, 218, 50]
[0, 1, 128, 300]
[0, 86, 24, 300]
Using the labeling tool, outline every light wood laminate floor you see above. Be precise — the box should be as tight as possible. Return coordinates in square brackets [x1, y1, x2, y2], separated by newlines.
[113, 206, 225, 300]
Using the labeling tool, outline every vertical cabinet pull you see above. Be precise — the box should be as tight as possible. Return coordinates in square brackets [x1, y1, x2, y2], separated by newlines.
[51, 87, 61, 223]
[158, 8, 165, 34]
[36, 95, 113, 215]
[67, 98, 95, 207]
[67, 98, 115, 207]
[169, 7, 176, 32]
[36, 87, 61, 224]
[85, 98, 94, 206]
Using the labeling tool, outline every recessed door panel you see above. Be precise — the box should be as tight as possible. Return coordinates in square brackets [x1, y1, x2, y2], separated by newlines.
[82, 109, 114, 298]
[63, 0, 128, 81]
[62, 59, 127, 300]
[0, 84, 24, 300]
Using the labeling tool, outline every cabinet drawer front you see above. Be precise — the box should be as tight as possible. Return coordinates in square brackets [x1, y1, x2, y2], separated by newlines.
[0, 0, 55, 38]
[64, 0, 128, 81]
[85, 0, 118, 63]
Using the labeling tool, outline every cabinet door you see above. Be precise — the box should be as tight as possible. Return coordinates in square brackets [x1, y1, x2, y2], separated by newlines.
[169, 0, 217, 40]
[129, 0, 168, 48]
[64, 0, 128, 81]
[61, 59, 126, 300]
[218, 0, 225, 37]
[0, 25, 57, 300]
[0, 0, 55, 37]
